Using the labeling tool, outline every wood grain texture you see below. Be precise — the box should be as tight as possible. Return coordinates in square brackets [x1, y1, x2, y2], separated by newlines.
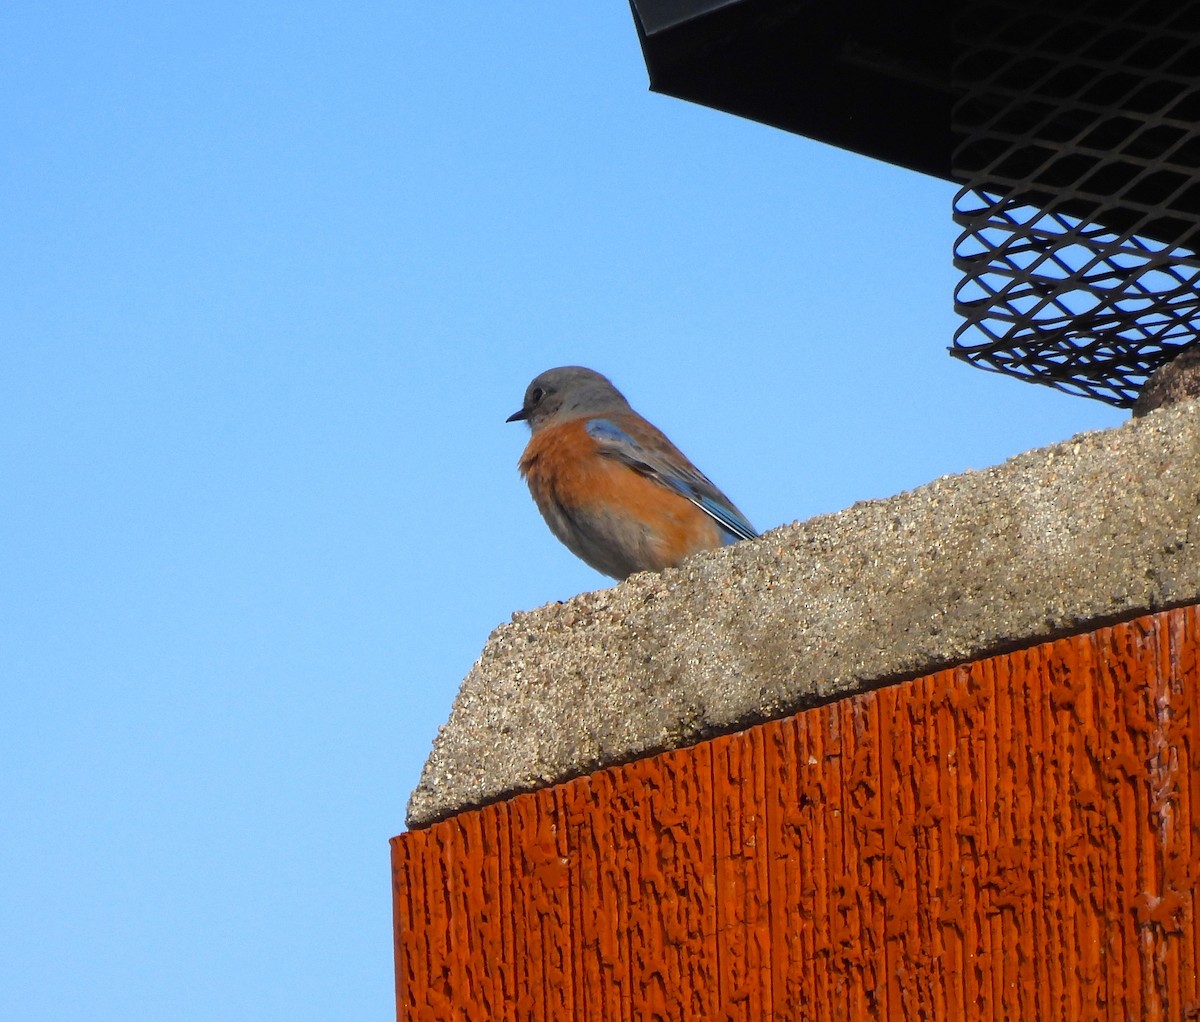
[393, 605, 1200, 1020]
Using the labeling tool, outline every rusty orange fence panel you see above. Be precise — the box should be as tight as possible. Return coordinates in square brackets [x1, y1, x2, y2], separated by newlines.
[392, 605, 1200, 1020]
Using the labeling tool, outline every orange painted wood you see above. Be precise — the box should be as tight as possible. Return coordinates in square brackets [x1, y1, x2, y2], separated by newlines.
[392, 605, 1200, 1020]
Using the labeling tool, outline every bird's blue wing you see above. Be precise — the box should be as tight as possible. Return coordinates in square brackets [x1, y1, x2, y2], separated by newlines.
[585, 417, 758, 542]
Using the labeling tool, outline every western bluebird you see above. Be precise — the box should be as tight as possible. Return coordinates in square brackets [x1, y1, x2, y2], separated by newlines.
[506, 366, 758, 579]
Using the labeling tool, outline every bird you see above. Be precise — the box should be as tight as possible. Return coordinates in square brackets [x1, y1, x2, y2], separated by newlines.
[506, 366, 758, 579]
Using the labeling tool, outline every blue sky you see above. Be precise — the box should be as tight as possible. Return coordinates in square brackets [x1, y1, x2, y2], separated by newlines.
[2, 3, 1125, 1020]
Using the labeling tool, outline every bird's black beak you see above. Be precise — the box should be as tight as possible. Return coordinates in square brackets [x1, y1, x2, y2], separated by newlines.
[505, 407, 529, 423]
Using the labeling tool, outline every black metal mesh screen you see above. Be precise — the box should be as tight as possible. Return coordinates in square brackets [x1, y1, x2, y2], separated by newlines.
[951, 0, 1200, 406]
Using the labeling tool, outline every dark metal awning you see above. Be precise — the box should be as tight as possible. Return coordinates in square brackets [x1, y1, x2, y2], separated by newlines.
[629, 0, 952, 178]
[627, 0, 1200, 407]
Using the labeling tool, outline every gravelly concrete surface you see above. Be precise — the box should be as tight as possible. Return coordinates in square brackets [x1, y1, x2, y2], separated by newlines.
[407, 399, 1200, 828]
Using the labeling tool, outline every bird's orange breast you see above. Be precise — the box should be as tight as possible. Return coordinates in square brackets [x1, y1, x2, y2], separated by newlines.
[519, 420, 723, 572]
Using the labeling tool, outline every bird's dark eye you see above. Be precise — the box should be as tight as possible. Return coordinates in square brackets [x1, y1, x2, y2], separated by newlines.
[529, 387, 544, 405]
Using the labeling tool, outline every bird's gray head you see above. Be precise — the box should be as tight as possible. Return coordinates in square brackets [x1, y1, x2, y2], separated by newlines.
[506, 366, 632, 432]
